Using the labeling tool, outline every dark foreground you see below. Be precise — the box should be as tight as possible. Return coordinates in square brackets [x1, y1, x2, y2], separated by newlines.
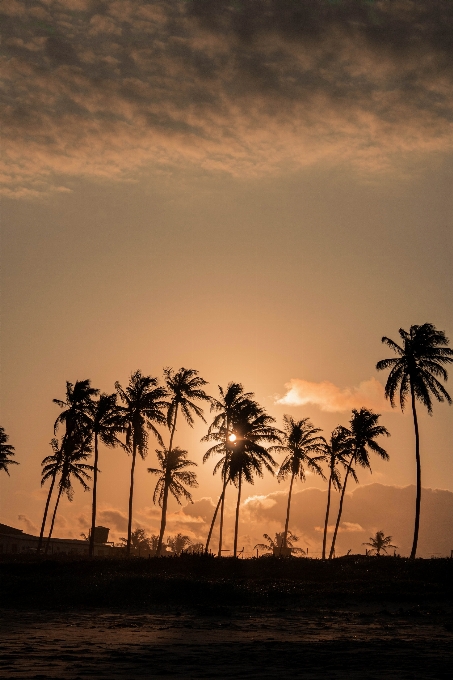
[1, 556, 452, 679]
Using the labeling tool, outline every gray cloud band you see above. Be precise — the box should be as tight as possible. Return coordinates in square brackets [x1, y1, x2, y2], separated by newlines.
[2, 0, 453, 196]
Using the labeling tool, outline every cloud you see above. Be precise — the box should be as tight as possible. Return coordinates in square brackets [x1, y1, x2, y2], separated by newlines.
[276, 377, 391, 412]
[2, 0, 453, 196]
[17, 514, 38, 534]
[97, 508, 128, 532]
[242, 483, 453, 557]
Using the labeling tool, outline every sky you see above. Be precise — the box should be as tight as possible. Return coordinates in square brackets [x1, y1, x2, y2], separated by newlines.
[1, 0, 452, 557]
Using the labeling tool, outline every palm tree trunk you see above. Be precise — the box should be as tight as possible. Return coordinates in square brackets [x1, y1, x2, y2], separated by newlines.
[157, 478, 170, 557]
[156, 407, 179, 557]
[281, 472, 295, 554]
[126, 442, 137, 557]
[410, 385, 421, 559]
[233, 474, 242, 558]
[37, 474, 56, 553]
[44, 482, 64, 554]
[205, 476, 227, 554]
[218, 482, 227, 557]
[322, 465, 334, 561]
[329, 459, 353, 559]
[89, 432, 99, 558]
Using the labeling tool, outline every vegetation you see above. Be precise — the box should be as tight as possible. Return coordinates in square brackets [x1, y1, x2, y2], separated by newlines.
[363, 531, 397, 556]
[0, 427, 18, 476]
[2, 322, 450, 561]
[270, 416, 326, 551]
[377, 323, 453, 558]
[329, 408, 390, 559]
[115, 371, 168, 556]
[148, 447, 198, 550]
[254, 531, 305, 556]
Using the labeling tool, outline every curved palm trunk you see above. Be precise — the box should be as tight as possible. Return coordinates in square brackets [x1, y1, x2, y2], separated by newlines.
[156, 408, 179, 557]
[233, 474, 242, 558]
[329, 458, 353, 559]
[126, 442, 137, 557]
[281, 472, 295, 554]
[157, 477, 170, 557]
[37, 474, 56, 553]
[218, 483, 227, 557]
[89, 432, 99, 558]
[410, 385, 421, 559]
[322, 463, 334, 561]
[204, 476, 227, 554]
[44, 482, 64, 554]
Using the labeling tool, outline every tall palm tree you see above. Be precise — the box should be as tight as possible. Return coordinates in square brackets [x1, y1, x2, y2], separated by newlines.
[115, 370, 168, 556]
[321, 426, 353, 560]
[0, 427, 18, 476]
[88, 393, 125, 558]
[37, 379, 98, 553]
[202, 383, 259, 555]
[363, 530, 397, 556]
[329, 408, 390, 559]
[148, 447, 198, 551]
[38, 439, 64, 553]
[376, 323, 453, 558]
[227, 404, 281, 557]
[44, 433, 93, 553]
[270, 416, 326, 554]
[156, 368, 210, 556]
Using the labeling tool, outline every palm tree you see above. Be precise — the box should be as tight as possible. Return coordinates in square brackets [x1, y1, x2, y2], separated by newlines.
[227, 403, 281, 557]
[115, 371, 168, 556]
[270, 416, 326, 554]
[202, 383, 259, 555]
[376, 323, 453, 558]
[88, 393, 125, 558]
[44, 433, 93, 553]
[321, 426, 353, 560]
[119, 528, 158, 556]
[156, 368, 210, 556]
[363, 531, 397, 556]
[38, 439, 64, 553]
[254, 531, 305, 556]
[148, 447, 198, 552]
[0, 427, 18, 476]
[167, 533, 192, 555]
[329, 408, 390, 559]
[37, 379, 98, 553]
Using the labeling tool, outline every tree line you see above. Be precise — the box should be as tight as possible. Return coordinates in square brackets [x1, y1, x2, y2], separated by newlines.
[1, 323, 451, 559]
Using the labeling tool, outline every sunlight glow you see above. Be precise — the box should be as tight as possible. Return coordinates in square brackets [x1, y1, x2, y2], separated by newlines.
[228, 433, 237, 442]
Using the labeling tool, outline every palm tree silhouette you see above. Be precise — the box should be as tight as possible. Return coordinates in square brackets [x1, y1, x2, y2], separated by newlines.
[88, 393, 125, 558]
[329, 408, 389, 559]
[321, 426, 352, 560]
[0, 427, 18, 476]
[167, 533, 192, 555]
[203, 383, 259, 555]
[376, 323, 452, 558]
[37, 379, 98, 553]
[254, 531, 305, 556]
[270, 415, 326, 554]
[363, 531, 397, 556]
[228, 403, 281, 557]
[148, 447, 198, 551]
[156, 368, 210, 556]
[44, 433, 93, 553]
[115, 371, 168, 556]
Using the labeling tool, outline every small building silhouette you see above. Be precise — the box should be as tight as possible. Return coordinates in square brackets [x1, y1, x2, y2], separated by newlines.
[0, 523, 117, 556]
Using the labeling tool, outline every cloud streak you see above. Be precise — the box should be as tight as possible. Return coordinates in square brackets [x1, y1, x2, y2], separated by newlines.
[2, 0, 453, 196]
[276, 377, 391, 412]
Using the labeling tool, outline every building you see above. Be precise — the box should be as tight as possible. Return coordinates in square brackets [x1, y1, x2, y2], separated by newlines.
[0, 523, 117, 557]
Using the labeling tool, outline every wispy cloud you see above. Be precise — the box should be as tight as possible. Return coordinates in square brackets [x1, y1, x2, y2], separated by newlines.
[276, 377, 391, 413]
[2, 0, 453, 196]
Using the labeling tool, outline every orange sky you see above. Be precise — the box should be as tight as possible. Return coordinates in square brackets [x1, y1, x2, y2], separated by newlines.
[1, 1, 452, 556]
